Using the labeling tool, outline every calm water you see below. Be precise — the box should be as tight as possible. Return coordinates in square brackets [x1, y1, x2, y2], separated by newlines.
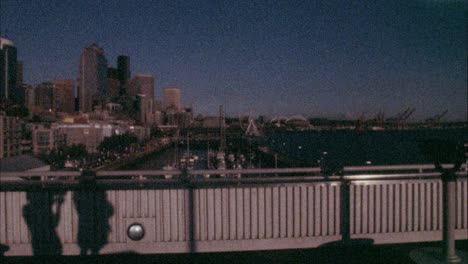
[266, 129, 467, 166]
[133, 129, 467, 169]
[131, 147, 210, 170]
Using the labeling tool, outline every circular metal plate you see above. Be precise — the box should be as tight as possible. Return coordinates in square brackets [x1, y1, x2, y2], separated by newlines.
[127, 223, 145, 241]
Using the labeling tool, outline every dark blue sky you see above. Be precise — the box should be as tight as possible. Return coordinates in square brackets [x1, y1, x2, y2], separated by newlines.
[3, 0, 467, 120]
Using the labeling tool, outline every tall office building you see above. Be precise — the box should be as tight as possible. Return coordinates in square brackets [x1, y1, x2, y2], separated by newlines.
[117, 55, 130, 96]
[128, 74, 154, 98]
[34, 82, 54, 112]
[0, 115, 22, 159]
[53, 79, 75, 113]
[0, 37, 19, 104]
[78, 44, 108, 112]
[107, 67, 120, 99]
[163, 87, 181, 112]
[24, 84, 34, 112]
[16, 61, 23, 88]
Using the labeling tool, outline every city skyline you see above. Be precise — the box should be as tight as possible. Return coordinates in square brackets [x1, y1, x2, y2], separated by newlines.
[2, 0, 467, 120]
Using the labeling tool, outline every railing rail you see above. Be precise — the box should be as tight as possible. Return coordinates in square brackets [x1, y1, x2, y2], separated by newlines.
[0, 163, 467, 184]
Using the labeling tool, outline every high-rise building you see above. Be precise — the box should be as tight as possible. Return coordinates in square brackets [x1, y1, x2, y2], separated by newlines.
[128, 74, 154, 98]
[163, 87, 181, 112]
[107, 67, 120, 99]
[108, 67, 119, 79]
[117, 55, 130, 96]
[137, 95, 154, 125]
[0, 38, 19, 104]
[53, 79, 75, 113]
[24, 84, 34, 112]
[78, 44, 108, 113]
[34, 82, 54, 112]
[16, 61, 23, 89]
[0, 115, 22, 159]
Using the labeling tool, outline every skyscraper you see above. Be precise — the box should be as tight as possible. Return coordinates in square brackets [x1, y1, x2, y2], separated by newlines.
[16, 61, 23, 88]
[0, 115, 22, 159]
[34, 82, 54, 112]
[163, 87, 181, 112]
[107, 67, 120, 99]
[117, 55, 130, 96]
[0, 37, 19, 104]
[78, 44, 108, 112]
[24, 84, 34, 112]
[128, 74, 154, 98]
[53, 79, 75, 113]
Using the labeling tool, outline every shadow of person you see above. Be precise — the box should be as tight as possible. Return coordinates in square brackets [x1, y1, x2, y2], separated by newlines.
[73, 188, 114, 256]
[0, 243, 9, 256]
[22, 191, 65, 255]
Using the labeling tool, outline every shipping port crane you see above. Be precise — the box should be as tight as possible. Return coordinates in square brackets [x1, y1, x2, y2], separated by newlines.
[369, 110, 385, 128]
[386, 107, 415, 128]
[423, 110, 448, 128]
[425, 110, 448, 124]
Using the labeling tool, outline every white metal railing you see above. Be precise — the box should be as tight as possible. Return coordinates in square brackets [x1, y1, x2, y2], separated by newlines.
[0, 165, 467, 256]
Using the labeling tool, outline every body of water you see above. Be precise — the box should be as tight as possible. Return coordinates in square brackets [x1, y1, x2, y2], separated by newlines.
[266, 129, 467, 167]
[131, 129, 467, 170]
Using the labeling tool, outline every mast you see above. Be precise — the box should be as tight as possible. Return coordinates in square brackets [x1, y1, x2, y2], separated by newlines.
[219, 105, 226, 152]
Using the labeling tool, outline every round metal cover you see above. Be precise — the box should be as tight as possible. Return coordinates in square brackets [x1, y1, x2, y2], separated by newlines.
[127, 223, 145, 241]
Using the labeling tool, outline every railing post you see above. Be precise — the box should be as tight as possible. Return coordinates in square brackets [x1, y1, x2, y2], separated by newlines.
[340, 179, 351, 243]
[442, 172, 461, 263]
[80, 170, 96, 185]
[182, 166, 196, 253]
[419, 140, 463, 263]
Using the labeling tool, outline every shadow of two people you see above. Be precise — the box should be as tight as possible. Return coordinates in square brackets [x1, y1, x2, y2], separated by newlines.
[22, 189, 113, 256]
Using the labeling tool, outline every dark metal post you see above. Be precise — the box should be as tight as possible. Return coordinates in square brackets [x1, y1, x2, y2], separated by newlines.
[418, 140, 464, 263]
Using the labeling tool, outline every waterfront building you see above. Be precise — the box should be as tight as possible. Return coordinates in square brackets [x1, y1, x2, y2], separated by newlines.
[0, 38, 21, 105]
[78, 44, 108, 113]
[53, 79, 75, 113]
[31, 123, 65, 156]
[163, 87, 181, 112]
[53, 121, 149, 153]
[0, 115, 22, 159]
[55, 122, 113, 153]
